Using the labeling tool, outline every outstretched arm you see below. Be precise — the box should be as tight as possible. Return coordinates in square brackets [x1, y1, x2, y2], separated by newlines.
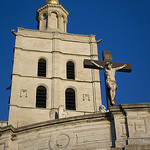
[115, 64, 127, 71]
[91, 61, 104, 69]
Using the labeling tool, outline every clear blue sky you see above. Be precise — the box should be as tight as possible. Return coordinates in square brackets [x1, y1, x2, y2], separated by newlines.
[0, 0, 150, 121]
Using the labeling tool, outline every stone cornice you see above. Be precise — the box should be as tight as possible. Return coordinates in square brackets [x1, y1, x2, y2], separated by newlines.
[16, 27, 96, 43]
[109, 103, 150, 117]
[37, 4, 69, 16]
[11, 74, 101, 84]
[14, 47, 99, 57]
[120, 103, 150, 111]
[8, 105, 94, 114]
[0, 113, 108, 134]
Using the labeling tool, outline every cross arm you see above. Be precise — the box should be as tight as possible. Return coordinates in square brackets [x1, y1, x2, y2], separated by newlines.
[111, 62, 132, 73]
[84, 59, 132, 73]
[84, 59, 106, 70]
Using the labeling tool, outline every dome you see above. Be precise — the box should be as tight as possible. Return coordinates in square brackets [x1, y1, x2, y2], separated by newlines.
[45, 0, 59, 4]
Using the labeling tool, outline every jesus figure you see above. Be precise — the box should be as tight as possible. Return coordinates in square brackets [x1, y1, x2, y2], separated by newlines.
[91, 61, 127, 105]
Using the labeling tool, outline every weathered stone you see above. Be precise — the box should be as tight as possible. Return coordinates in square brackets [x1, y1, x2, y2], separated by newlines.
[1, 1, 150, 150]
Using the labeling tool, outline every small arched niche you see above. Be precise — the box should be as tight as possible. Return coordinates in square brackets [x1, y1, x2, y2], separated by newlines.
[50, 12, 58, 29]
[43, 13, 48, 29]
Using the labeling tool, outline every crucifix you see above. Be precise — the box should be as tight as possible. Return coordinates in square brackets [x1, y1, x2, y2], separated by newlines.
[84, 51, 132, 109]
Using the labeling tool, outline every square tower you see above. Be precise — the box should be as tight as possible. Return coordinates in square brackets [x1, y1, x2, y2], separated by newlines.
[8, 0, 102, 127]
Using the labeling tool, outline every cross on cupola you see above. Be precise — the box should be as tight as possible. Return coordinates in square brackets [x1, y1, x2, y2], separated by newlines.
[84, 51, 132, 109]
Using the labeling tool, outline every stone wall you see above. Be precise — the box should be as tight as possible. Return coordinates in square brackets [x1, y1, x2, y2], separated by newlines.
[0, 103, 150, 150]
[9, 28, 102, 128]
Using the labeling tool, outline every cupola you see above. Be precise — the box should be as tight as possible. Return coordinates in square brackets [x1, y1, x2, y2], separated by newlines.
[36, 0, 69, 32]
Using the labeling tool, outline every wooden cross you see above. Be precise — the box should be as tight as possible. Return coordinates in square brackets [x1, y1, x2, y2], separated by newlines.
[84, 51, 132, 109]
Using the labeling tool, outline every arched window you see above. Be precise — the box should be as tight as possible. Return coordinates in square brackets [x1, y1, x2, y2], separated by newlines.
[43, 13, 48, 29]
[67, 61, 75, 79]
[36, 86, 47, 108]
[65, 88, 76, 110]
[38, 59, 46, 77]
[51, 12, 58, 29]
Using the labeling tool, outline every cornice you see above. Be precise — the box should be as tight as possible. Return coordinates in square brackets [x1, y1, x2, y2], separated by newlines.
[37, 4, 69, 16]
[17, 27, 96, 42]
[14, 47, 99, 57]
[0, 113, 108, 134]
[11, 74, 101, 84]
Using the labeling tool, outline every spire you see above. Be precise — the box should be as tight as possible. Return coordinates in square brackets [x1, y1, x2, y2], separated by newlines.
[46, 0, 59, 4]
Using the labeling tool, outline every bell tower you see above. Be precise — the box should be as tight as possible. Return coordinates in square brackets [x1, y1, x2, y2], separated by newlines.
[8, 0, 102, 128]
[36, 0, 68, 32]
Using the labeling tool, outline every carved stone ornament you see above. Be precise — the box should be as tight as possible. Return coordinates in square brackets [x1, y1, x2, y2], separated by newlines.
[20, 89, 27, 98]
[83, 94, 90, 101]
[49, 132, 76, 150]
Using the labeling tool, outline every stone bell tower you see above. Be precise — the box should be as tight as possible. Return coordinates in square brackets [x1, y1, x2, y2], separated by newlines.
[8, 0, 102, 128]
[37, 0, 68, 32]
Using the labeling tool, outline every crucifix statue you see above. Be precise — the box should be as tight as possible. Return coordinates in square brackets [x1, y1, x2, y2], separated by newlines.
[84, 51, 132, 109]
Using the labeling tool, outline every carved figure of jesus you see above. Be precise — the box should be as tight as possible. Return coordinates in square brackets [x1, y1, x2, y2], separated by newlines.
[91, 61, 127, 105]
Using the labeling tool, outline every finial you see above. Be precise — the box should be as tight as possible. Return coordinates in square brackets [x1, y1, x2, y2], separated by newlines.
[46, 0, 59, 4]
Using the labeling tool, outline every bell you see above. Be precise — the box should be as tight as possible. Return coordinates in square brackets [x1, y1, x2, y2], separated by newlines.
[46, 0, 59, 4]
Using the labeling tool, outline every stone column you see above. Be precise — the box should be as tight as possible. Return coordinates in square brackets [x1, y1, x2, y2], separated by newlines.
[47, 12, 51, 30]
[64, 19, 67, 33]
[58, 15, 64, 32]
[38, 16, 43, 31]
[110, 107, 128, 148]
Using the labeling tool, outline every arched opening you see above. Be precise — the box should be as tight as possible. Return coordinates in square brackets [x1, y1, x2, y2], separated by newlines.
[67, 61, 75, 79]
[43, 13, 48, 29]
[38, 59, 46, 77]
[36, 86, 47, 108]
[65, 88, 76, 110]
[51, 12, 58, 29]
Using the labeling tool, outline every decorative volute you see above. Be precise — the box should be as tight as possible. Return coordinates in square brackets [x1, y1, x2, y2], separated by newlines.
[46, 0, 59, 4]
[36, 0, 69, 33]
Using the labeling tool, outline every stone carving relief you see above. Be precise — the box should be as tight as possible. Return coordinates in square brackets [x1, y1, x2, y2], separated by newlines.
[56, 134, 70, 147]
[114, 117, 127, 148]
[119, 119, 127, 137]
[134, 120, 146, 133]
[83, 94, 90, 101]
[20, 89, 27, 98]
[115, 118, 127, 139]
[49, 132, 76, 150]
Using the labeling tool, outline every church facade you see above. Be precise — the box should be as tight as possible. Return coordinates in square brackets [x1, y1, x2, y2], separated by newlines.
[0, 0, 150, 150]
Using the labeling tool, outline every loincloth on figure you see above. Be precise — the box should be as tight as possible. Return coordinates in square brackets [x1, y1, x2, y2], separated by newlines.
[106, 79, 117, 90]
